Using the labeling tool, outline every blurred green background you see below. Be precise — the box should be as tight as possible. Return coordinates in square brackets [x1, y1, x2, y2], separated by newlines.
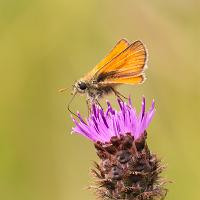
[0, 0, 199, 199]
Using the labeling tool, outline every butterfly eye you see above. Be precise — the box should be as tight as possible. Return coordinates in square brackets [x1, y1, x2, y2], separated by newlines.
[78, 82, 87, 90]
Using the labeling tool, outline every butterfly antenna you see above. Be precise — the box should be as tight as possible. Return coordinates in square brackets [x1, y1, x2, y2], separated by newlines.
[58, 88, 68, 93]
[67, 91, 79, 118]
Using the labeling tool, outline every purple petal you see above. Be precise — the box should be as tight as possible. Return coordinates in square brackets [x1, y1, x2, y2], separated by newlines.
[71, 97, 155, 143]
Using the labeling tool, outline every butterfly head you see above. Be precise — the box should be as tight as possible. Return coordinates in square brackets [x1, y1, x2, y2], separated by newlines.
[73, 80, 88, 94]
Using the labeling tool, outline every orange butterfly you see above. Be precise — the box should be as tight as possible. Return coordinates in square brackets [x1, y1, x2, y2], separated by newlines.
[65, 39, 147, 114]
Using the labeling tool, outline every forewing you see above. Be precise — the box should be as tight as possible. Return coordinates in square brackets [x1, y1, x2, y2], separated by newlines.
[95, 40, 147, 85]
[84, 39, 129, 80]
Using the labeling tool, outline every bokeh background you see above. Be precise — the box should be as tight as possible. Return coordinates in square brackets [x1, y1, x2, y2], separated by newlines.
[0, 0, 199, 199]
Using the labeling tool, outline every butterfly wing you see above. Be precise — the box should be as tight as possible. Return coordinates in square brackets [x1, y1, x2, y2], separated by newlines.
[103, 75, 145, 85]
[95, 40, 147, 85]
[83, 39, 130, 80]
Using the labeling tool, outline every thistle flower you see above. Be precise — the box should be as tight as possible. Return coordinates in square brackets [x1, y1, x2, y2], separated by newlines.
[72, 97, 167, 200]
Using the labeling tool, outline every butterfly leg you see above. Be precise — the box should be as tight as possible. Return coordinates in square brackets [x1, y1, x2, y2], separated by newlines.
[95, 99, 103, 110]
[86, 99, 92, 116]
[161, 188, 168, 200]
[111, 88, 129, 101]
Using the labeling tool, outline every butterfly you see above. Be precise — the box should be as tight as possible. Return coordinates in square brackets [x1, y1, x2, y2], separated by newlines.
[66, 39, 148, 115]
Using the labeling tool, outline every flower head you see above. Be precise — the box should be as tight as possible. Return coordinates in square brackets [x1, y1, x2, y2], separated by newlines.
[70, 97, 167, 200]
[72, 97, 155, 143]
